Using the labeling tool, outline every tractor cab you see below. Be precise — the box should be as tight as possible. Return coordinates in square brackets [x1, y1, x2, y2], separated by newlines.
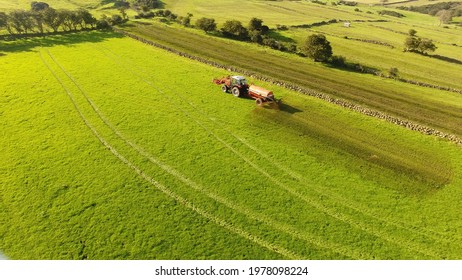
[231, 76, 248, 87]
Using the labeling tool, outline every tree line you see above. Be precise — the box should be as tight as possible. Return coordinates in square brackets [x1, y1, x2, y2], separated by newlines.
[194, 17, 299, 53]
[0, 1, 125, 36]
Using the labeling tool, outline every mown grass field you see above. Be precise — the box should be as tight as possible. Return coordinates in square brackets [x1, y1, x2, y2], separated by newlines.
[121, 22, 462, 137]
[2, 31, 462, 259]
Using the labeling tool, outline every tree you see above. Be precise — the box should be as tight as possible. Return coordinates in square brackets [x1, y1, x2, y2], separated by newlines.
[0, 12, 7, 31]
[404, 35, 420, 51]
[221, 20, 248, 40]
[31, 2, 50, 12]
[70, 11, 83, 30]
[179, 13, 193, 27]
[59, 10, 74, 31]
[436, 9, 452, 25]
[114, 0, 130, 9]
[248, 18, 263, 31]
[134, 0, 161, 9]
[9, 10, 35, 34]
[417, 39, 437, 54]
[78, 8, 96, 29]
[118, 7, 128, 20]
[249, 29, 263, 44]
[31, 11, 45, 34]
[110, 14, 124, 25]
[42, 7, 62, 32]
[404, 30, 437, 54]
[248, 17, 269, 36]
[302, 34, 333, 62]
[195, 17, 216, 33]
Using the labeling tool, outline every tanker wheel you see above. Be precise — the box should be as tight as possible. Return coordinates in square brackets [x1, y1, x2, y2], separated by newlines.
[232, 87, 241, 97]
[256, 98, 263, 106]
[221, 85, 228, 93]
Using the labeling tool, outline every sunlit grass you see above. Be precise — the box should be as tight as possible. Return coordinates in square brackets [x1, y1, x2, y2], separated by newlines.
[1, 32, 462, 259]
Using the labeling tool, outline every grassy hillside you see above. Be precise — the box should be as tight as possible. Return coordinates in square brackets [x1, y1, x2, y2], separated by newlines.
[2, 0, 462, 260]
[120, 22, 462, 137]
[0, 0, 103, 10]
[1, 32, 462, 259]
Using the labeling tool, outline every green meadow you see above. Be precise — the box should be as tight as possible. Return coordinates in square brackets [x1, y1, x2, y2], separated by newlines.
[2, 0, 462, 260]
[122, 23, 462, 137]
[1, 31, 462, 259]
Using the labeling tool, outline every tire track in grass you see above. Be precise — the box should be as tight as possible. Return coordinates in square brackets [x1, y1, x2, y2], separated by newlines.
[89, 46, 444, 259]
[97, 43, 462, 245]
[45, 49, 374, 260]
[94, 45, 447, 258]
[39, 50, 301, 260]
[94, 44, 457, 253]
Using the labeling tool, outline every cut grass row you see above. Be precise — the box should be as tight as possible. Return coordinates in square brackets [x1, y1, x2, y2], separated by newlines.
[2, 32, 462, 259]
[121, 22, 462, 137]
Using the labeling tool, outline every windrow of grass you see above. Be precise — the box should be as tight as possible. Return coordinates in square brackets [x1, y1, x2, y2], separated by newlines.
[2, 32, 462, 259]
[121, 22, 462, 137]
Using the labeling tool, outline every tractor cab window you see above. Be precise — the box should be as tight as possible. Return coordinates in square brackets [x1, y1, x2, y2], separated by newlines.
[235, 79, 247, 86]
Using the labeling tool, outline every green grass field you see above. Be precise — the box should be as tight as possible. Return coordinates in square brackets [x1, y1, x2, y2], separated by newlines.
[120, 22, 462, 137]
[2, 31, 462, 259]
[2, 0, 462, 260]
[0, 0, 102, 10]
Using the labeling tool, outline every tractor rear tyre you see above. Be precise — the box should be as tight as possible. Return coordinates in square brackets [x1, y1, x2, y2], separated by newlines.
[232, 87, 241, 97]
[256, 98, 263, 106]
[221, 85, 228, 93]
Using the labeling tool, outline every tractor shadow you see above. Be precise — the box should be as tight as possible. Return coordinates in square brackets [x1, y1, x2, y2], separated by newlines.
[277, 102, 303, 114]
[247, 96, 303, 114]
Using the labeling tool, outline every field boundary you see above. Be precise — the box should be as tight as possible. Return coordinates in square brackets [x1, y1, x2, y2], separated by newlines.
[113, 28, 462, 147]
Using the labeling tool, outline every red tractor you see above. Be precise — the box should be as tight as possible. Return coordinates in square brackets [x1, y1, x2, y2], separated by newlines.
[212, 75, 277, 106]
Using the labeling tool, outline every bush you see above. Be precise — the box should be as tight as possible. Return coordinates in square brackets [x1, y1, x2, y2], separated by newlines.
[134, 0, 161, 9]
[388, 67, 399, 77]
[137, 11, 154, 18]
[287, 44, 297, 53]
[338, 0, 358, 6]
[221, 20, 248, 40]
[311, 0, 327, 5]
[110, 14, 124, 25]
[96, 19, 110, 29]
[262, 37, 287, 51]
[179, 13, 193, 27]
[249, 30, 263, 44]
[378, 10, 405, 18]
[113, 1, 130, 8]
[329, 55, 346, 67]
[195, 17, 216, 33]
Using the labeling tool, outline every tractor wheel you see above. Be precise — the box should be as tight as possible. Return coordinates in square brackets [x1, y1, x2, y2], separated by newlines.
[255, 98, 263, 106]
[232, 87, 241, 97]
[221, 85, 228, 93]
